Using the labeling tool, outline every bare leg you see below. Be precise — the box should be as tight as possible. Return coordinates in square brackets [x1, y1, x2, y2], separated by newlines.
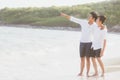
[78, 57, 85, 76]
[97, 58, 105, 77]
[86, 57, 90, 77]
[91, 57, 98, 76]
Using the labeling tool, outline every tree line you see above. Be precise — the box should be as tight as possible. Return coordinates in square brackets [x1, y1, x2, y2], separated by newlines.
[0, 0, 119, 29]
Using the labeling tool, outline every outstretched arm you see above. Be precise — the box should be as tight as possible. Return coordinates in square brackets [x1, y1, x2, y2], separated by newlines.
[60, 12, 85, 25]
[60, 13, 71, 20]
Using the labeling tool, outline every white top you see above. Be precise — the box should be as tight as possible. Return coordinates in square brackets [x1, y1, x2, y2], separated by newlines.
[70, 16, 97, 43]
[92, 25, 107, 50]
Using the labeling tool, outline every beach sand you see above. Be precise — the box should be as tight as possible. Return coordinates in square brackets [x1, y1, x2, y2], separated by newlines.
[0, 26, 120, 80]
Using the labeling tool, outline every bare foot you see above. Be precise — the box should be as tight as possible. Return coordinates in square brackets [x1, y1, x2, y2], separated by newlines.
[86, 73, 90, 77]
[87, 75, 90, 77]
[78, 73, 83, 76]
[101, 74, 104, 77]
[91, 73, 98, 77]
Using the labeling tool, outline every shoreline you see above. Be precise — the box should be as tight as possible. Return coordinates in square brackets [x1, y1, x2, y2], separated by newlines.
[0, 24, 120, 34]
[0, 23, 81, 31]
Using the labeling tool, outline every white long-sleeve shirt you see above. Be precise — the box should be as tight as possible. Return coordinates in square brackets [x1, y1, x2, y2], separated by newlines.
[70, 16, 97, 43]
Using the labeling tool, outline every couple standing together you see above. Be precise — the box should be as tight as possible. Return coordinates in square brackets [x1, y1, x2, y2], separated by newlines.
[61, 11, 107, 77]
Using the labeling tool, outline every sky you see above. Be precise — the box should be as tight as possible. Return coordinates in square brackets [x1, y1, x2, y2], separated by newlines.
[0, 0, 107, 9]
